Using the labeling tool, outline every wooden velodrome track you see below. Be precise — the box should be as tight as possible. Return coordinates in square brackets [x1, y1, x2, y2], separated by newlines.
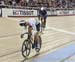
[0, 16, 75, 62]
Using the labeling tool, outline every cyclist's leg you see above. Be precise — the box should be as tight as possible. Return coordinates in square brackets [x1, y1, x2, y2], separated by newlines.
[41, 16, 45, 33]
[38, 15, 41, 20]
[34, 30, 41, 49]
[33, 23, 42, 50]
[40, 15, 43, 21]
[31, 30, 37, 48]
[36, 23, 41, 32]
[28, 25, 38, 48]
[44, 15, 47, 28]
[28, 26, 33, 42]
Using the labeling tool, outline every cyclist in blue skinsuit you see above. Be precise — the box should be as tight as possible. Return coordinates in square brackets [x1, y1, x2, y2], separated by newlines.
[38, 7, 47, 28]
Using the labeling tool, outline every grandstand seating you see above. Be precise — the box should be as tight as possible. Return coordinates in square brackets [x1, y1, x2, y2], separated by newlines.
[0, 0, 75, 8]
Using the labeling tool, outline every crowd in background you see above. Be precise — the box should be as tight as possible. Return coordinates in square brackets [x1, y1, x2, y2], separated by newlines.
[0, 0, 75, 8]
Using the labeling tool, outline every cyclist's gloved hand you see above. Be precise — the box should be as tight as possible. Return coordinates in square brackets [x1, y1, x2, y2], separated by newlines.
[21, 34, 24, 38]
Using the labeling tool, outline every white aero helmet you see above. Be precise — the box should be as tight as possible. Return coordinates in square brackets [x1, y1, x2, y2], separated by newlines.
[41, 7, 44, 10]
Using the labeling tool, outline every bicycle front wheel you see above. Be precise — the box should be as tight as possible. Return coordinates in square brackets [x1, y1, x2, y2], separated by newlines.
[21, 40, 31, 58]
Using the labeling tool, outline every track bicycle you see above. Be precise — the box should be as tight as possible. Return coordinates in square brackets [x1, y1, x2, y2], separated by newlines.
[21, 32, 42, 58]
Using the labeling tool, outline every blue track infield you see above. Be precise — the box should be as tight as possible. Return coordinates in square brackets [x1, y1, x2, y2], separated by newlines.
[33, 43, 75, 62]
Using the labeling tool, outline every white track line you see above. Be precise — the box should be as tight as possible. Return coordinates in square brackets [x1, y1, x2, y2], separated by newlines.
[46, 27, 75, 35]
[6, 18, 25, 22]
[6, 18, 75, 35]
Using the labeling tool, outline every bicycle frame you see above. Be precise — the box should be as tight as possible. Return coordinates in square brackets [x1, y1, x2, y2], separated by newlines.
[21, 32, 42, 58]
[23, 32, 32, 43]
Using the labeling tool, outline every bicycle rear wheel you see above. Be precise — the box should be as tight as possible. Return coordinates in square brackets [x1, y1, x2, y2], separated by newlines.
[21, 40, 31, 58]
[35, 36, 42, 52]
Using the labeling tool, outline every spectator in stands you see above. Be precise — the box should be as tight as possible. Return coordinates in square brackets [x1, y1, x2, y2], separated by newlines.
[12, 0, 16, 6]
[1, 0, 75, 8]
[51, 0, 56, 8]
[20, 0, 25, 6]
[8, 0, 12, 5]
[0, 0, 5, 5]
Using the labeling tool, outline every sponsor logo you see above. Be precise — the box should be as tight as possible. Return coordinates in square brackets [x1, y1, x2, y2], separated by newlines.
[13, 10, 34, 16]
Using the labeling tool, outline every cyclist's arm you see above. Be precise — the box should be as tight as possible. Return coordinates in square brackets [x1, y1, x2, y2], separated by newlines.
[21, 26, 27, 38]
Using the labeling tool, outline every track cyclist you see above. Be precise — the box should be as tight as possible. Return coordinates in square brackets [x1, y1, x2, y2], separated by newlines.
[19, 18, 41, 49]
[38, 7, 47, 32]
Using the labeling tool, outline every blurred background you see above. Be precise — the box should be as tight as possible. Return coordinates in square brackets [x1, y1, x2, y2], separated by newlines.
[0, 0, 75, 8]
